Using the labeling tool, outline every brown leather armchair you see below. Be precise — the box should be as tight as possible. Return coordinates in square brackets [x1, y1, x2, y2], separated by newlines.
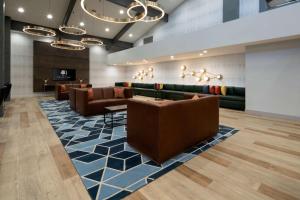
[75, 87, 133, 116]
[127, 96, 219, 164]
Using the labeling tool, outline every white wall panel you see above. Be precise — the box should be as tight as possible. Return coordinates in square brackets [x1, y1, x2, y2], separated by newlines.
[125, 54, 245, 87]
[246, 39, 300, 118]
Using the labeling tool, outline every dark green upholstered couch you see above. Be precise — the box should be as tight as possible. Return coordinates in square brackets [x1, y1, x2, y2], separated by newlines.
[115, 82, 245, 110]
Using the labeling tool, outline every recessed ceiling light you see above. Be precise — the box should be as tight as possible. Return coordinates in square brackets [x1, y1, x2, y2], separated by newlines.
[119, 10, 124, 15]
[129, 33, 133, 37]
[170, 56, 174, 59]
[203, 50, 208, 53]
[18, 7, 25, 13]
[105, 28, 110, 32]
[47, 14, 53, 19]
[79, 22, 85, 27]
[199, 53, 203, 56]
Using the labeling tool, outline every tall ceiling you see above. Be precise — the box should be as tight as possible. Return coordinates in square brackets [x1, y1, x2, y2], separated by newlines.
[5, 0, 184, 43]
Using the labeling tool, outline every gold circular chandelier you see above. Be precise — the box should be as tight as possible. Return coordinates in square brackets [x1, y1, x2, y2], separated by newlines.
[59, 25, 87, 35]
[23, 26, 56, 37]
[51, 40, 86, 51]
[127, 1, 165, 22]
[80, 0, 148, 23]
[80, 37, 104, 46]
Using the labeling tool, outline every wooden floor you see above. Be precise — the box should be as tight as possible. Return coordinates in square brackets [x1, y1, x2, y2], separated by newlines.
[0, 97, 300, 200]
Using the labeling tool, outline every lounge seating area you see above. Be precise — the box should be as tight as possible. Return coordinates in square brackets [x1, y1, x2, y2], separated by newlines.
[116, 82, 245, 110]
[1, 1, 300, 200]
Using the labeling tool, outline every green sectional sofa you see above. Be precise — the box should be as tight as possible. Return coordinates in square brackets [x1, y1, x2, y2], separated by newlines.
[115, 82, 245, 110]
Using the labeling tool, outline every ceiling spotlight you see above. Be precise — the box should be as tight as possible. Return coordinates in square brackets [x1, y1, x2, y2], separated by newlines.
[170, 56, 174, 59]
[18, 7, 25, 13]
[119, 9, 124, 15]
[79, 22, 85, 27]
[196, 77, 201, 82]
[203, 50, 208, 53]
[105, 28, 110, 32]
[180, 73, 185, 79]
[129, 33, 133, 37]
[47, 14, 53, 19]
[148, 67, 153, 72]
[199, 53, 203, 56]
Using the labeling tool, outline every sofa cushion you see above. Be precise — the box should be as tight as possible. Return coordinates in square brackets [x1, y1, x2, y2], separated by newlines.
[93, 88, 104, 99]
[88, 88, 94, 101]
[203, 85, 209, 94]
[103, 87, 114, 99]
[164, 84, 175, 91]
[183, 85, 195, 92]
[194, 85, 204, 93]
[114, 87, 125, 98]
[174, 84, 184, 91]
[88, 99, 128, 108]
[220, 95, 245, 102]
[115, 82, 124, 87]
[234, 87, 245, 97]
[226, 87, 235, 95]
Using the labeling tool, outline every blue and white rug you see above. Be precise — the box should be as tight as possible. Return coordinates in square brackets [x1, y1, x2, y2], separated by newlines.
[40, 100, 238, 200]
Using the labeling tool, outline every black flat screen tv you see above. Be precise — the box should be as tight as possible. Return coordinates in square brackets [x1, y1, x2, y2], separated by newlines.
[52, 68, 76, 81]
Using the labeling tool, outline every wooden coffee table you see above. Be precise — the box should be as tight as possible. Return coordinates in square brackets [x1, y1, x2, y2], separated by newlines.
[104, 105, 127, 128]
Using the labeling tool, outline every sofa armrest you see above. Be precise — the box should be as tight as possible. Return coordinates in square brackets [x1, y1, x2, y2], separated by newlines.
[157, 96, 219, 161]
[127, 99, 160, 159]
[75, 89, 89, 115]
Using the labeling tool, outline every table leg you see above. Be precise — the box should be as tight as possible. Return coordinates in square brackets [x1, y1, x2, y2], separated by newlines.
[111, 112, 114, 128]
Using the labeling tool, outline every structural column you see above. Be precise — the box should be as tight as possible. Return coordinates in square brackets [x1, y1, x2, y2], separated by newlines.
[0, 0, 5, 116]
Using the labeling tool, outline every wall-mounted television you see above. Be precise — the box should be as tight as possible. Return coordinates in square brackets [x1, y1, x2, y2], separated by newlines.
[52, 68, 76, 81]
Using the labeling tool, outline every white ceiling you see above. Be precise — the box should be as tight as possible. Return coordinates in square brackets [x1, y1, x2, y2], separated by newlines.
[5, 0, 184, 43]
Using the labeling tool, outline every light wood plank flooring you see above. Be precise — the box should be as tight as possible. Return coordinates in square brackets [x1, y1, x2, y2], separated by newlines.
[0, 97, 299, 200]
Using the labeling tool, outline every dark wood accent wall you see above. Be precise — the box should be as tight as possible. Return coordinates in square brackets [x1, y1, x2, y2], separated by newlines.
[33, 41, 89, 92]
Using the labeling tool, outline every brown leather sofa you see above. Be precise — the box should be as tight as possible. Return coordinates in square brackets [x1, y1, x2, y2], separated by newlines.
[127, 96, 219, 164]
[75, 87, 133, 116]
[55, 84, 79, 101]
[55, 84, 91, 101]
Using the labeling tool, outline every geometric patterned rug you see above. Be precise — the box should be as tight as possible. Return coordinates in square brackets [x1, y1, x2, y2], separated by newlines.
[39, 100, 238, 200]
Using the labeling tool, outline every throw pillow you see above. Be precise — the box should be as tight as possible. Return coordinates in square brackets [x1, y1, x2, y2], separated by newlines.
[60, 84, 66, 92]
[209, 86, 215, 94]
[192, 95, 200, 100]
[87, 88, 94, 101]
[123, 82, 132, 87]
[155, 83, 164, 90]
[215, 86, 221, 95]
[221, 86, 227, 96]
[114, 87, 125, 98]
[80, 84, 88, 88]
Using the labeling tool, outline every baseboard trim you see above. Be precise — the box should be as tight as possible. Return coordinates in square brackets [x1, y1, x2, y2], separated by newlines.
[246, 110, 300, 121]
